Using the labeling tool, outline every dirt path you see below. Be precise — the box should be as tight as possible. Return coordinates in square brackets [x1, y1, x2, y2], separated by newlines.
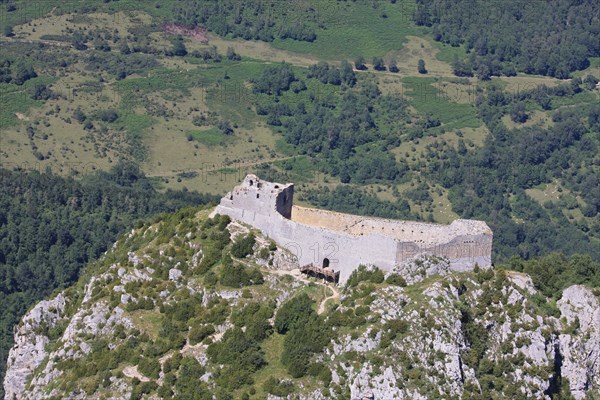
[318, 283, 340, 315]
[0, 36, 72, 48]
[266, 267, 340, 315]
[145, 155, 296, 179]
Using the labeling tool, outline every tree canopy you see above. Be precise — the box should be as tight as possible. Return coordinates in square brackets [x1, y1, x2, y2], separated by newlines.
[0, 163, 217, 392]
[414, 0, 600, 78]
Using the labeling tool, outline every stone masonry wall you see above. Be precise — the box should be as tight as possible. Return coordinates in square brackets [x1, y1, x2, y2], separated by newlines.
[214, 175, 493, 283]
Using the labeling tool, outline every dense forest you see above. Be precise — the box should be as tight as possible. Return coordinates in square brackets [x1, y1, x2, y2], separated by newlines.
[414, 0, 600, 78]
[0, 163, 217, 396]
[428, 80, 600, 260]
[253, 62, 412, 184]
[173, 0, 318, 42]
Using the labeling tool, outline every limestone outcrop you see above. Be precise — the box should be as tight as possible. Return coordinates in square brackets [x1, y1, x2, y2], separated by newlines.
[3, 294, 66, 399]
[4, 207, 598, 400]
[557, 285, 600, 399]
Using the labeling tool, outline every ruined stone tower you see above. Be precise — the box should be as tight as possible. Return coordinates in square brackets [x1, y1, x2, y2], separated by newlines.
[215, 175, 493, 284]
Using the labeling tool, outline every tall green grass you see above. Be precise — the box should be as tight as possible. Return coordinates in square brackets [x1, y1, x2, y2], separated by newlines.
[402, 77, 481, 129]
[271, 0, 420, 60]
[190, 127, 232, 146]
[0, 76, 56, 127]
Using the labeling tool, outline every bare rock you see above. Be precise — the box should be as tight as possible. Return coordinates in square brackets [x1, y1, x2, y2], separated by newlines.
[3, 293, 66, 399]
[169, 268, 182, 281]
[558, 285, 600, 399]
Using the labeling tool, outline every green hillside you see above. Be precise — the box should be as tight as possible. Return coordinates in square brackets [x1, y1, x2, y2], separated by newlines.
[0, 1, 599, 396]
[4, 207, 598, 399]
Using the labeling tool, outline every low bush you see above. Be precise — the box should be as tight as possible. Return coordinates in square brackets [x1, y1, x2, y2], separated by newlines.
[346, 265, 385, 288]
[263, 377, 294, 396]
[220, 263, 264, 287]
[189, 324, 216, 345]
[231, 233, 256, 258]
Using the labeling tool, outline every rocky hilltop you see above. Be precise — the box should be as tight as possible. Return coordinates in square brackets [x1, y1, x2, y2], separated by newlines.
[3, 207, 599, 399]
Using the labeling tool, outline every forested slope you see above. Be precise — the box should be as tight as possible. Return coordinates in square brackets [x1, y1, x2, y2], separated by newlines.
[0, 163, 217, 397]
[414, 0, 600, 78]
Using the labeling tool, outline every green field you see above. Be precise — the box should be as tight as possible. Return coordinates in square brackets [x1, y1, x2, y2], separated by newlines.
[401, 77, 481, 129]
[189, 127, 232, 146]
[271, 0, 420, 60]
[0, 76, 55, 126]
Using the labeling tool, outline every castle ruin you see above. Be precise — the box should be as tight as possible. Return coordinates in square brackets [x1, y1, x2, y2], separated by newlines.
[214, 175, 493, 284]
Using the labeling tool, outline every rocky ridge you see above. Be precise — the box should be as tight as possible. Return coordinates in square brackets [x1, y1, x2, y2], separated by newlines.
[3, 207, 599, 399]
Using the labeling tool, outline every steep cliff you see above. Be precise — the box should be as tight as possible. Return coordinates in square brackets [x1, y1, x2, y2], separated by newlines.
[3, 207, 599, 399]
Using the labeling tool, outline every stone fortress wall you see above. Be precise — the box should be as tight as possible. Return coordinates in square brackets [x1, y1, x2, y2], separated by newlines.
[214, 175, 493, 284]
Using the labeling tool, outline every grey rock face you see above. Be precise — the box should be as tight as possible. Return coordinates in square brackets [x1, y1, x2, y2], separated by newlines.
[3, 293, 66, 399]
[558, 285, 600, 399]
[169, 268, 183, 281]
[392, 255, 451, 284]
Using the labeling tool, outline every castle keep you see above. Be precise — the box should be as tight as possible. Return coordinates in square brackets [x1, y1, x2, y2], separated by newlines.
[214, 175, 493, 284]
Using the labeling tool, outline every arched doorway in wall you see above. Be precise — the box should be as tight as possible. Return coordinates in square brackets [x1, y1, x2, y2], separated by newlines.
[322, 258, 330, 268]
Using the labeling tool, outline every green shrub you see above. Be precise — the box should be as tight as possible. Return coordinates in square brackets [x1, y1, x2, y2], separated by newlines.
[174, 357, 211, 399]
[530, 293, 561, 318]
[279, 299, 332, 377]
[281, 311, 331, 378]
[138, 356, 161, 379]
[564, 317, 580, 335]
[82, 377, 100, 395]
[163, 353, 182, 374]
[386, 273, 407, 287]
[354, 305, 370, 316]
[263, 377, 294, 396]
[346, 265, 385, 288]
[216, 365, 254, 391]
[157, 385, 174, 399]
[189, 324, 216, 345]
[206, 327, 266, 387]
[460, 304, 489, 369]
[199, 301, 230, 325]
[307, 362, 332, 385]
[231, 233, 256, 258]
[204, 271, 218, 287]
[198, 246, 223, 274]
[274, 294, 314, 334]
[130, 381, 157, 400]
[258, 247, 270, 259]
[220, 263, 264, 287]
[232, 302, 274, 327]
